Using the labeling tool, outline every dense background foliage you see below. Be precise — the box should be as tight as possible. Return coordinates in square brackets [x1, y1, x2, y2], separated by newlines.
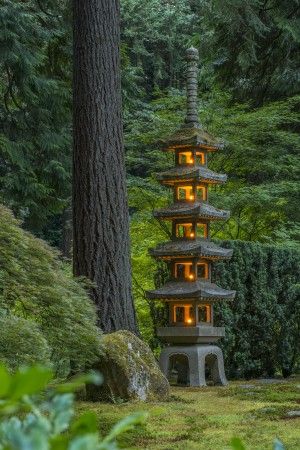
[1, 0, 299, 247]
[0, 1, 71, 240]
[0, 0, 299, 375]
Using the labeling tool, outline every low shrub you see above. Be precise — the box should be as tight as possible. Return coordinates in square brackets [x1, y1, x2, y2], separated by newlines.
[0, 205, 101, 376]
[0, 315, 50, 371]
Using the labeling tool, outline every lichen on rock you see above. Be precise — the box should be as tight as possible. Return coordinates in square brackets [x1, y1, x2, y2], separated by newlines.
[86, 330, 169, 402]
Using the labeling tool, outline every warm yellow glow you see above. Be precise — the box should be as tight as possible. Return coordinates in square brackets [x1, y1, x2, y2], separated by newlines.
[206, 305, 211, 322]
[175, 223, 194, 238]
[174, 262, 193, 280]
[173, 304, 195, 325]
[178, 151, 194, 165]
[177, 186, 193, 201]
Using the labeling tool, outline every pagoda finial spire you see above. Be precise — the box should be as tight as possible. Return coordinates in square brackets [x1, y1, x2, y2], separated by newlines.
[184, 47, 200, 129]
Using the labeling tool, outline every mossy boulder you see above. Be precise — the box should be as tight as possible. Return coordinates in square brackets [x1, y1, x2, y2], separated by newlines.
[86, 330, 169, 402]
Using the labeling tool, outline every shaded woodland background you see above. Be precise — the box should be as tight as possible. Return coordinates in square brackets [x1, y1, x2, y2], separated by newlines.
[0, 0, 299, 377]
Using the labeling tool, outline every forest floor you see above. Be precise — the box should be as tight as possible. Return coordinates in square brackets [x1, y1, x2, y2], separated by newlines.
[78, 376, 300, 450]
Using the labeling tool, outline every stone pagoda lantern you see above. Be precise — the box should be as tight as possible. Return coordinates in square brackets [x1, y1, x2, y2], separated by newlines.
[146, 47, 236, 387]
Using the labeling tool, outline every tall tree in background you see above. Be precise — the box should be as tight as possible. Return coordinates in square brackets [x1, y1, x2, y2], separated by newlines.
[72, 0, 138, 333]
[0, 1, 71, 241]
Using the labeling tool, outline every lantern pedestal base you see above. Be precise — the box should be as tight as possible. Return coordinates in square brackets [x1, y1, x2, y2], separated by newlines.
[159, 344, 227, 387]
[157, 325, 225, 344]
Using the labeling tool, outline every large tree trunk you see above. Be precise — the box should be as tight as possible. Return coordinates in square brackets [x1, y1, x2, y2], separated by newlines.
[72, 0, 138, 333]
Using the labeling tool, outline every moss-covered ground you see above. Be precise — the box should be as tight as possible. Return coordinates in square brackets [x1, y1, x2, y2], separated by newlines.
[78, 377, 300, 450]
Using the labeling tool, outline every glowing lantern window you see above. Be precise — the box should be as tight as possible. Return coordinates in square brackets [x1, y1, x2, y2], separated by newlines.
[175, 306, 185, 322]
[173, 304, 195, 325]
[196, 223, 208, 238]
[178, 151, 194, 165]
[176, 223, 194, 238]
[197, 262, 209, 279]
[195, 152, 205, 165]
[177, 186, 194, 201]
[175, 262, 194, 280]
[196, 185, 207, 201]
[198, 305, 211, 323]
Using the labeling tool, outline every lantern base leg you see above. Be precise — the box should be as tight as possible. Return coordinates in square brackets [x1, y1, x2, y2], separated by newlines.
[159, 344, 227, 387]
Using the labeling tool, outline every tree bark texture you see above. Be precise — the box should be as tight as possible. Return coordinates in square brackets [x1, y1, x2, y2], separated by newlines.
[73, 0, 138, 333]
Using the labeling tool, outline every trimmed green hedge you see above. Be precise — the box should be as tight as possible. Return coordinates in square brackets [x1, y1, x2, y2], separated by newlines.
[213, 240, 300, 378]
[152, 240, 300, 378]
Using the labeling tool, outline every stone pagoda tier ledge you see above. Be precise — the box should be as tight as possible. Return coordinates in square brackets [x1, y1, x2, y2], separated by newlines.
[156, 166, 227, 185]
[159, 126, 224, 151]
[146, 280, 236, 301]
[154, 201, 230, 221]
[149, 239, 233, 260]
[157, 326, 225, 344]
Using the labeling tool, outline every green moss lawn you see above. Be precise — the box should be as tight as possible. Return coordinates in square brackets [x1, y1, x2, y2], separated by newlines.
[78, 377, 300, 450]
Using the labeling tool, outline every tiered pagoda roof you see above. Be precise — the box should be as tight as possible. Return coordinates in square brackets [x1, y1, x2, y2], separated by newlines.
[149, 239, 233, 260]
[147, 280, 235, 301]
[154, 201, 230, 221]
[160, 126, 224, 151]
[157, 166, 227, 185]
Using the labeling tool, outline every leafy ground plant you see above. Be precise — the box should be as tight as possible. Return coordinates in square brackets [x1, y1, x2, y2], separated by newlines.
[0, 365, 147, 450]
[0, 205, 101, 376]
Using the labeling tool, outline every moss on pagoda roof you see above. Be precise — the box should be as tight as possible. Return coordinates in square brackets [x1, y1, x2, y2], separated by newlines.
[157, 166, 227, 185]
[161, 126, 223, 151]
[149, 239, 233, 260]
[146, 280, 236, 301]
[154, 201, 230, 221]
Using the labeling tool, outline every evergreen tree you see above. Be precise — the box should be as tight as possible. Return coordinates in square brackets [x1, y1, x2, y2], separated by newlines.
[73, 0, 138, 333]
[191, 0, 300, 105]
[1, 0, 299, 249]
[0, 0, 71, 240]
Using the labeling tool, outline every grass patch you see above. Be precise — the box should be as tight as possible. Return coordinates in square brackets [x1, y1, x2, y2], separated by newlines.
[77, 377, 300, 449]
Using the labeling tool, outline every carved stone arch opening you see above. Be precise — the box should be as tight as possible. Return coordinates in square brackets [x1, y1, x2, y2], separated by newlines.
[159, 344, 228, 387]
[205, 352, 221, 385]
[168, 353, 190, 386]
